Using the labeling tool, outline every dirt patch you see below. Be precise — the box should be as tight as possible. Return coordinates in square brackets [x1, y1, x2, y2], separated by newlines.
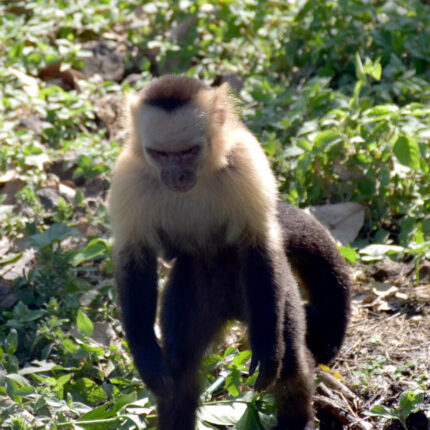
[320, 259, 430, 429]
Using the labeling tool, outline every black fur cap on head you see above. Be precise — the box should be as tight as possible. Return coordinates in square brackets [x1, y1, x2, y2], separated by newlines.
[141, 75, 209, 112]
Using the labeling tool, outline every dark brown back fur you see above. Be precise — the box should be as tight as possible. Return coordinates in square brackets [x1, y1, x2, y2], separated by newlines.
[278, 202, 351, 364]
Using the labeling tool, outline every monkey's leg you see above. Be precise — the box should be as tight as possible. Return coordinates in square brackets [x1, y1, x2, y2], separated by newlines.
[273, 286, 315, 430]
[158, 255, 225, 430]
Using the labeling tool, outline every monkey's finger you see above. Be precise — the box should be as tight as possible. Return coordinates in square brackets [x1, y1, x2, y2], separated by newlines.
[254, 372, 271, 392]
[253, 358, 280, 391]
[249, 354, 259, 376]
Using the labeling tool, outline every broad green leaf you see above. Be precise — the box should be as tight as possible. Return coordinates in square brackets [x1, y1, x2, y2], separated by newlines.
[62, 338, 78, 353]
[11, 301, 44, 323]
[19, 360, 58, 375]
[366, 405, 397, 419]
[202, 353, 223, 371]
[263, 139, 277, 157]
[236, 405, 264, 430]
[70, 377, 106, 404]
[281, 145, 305, 159]
[295, 138, 312, 151]
[359, 244, 404, 262]
[69, 238, 109, 266]
[5, 328, 18, 354]
[393, 135, 421, 171]
[198, 403, 247, 425]
[30, 224, 76, 249]
[6, 374, 35, 400]
[77, 403, 116, 421]
[77, 309, 93, 337]
[364, 105, 399, 117]
[338, 246, 358, 263]
[233, 350, 252, 368]
[312, 131, 341, 150]
[225, 368, 241, 397]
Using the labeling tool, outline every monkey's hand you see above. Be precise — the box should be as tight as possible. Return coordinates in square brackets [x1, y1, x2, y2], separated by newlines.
[134, 344, 173, 398]
[249, 353, 282, 391]
[140, 363, 172, 398]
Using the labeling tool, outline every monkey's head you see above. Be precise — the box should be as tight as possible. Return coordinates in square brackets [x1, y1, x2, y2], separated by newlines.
[129, 75, 235, 193]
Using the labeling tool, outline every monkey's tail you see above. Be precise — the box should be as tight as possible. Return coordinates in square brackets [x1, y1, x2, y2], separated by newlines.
[278, 202, 351, 364]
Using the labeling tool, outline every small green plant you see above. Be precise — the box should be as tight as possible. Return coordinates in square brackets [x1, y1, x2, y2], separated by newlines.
[367, 390, 428, 429]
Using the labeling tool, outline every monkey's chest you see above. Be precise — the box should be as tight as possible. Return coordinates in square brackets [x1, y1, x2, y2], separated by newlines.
[149, 190, 245, 255]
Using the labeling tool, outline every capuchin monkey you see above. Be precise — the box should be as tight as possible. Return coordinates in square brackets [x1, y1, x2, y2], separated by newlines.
[109, 76, 351, 430]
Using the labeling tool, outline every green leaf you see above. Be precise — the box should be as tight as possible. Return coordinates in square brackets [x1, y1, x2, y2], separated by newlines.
[236, 405, 264, 430]
[62, 338, 78, 353]
[281, 145, 305, 159]
[225, 368, 242, 397]
[364, 104, 399, 118]
[354, 52, 366, 82]
[30, 224, 76, 249]
[363, 58, 382, 81]
[359, 244, 404, 262]
[0, 252, 23, 266]
[338, 246, 358, 263]
[11, 301, 44, 323]
[202, 353, 223, 371]
[69, 377, 106, 404]
[78, 403, 116, 421]
[19, 360, 58, 375]
[393, 135, 421, 171]
[77, 310, 93, 337]
[366, 405, 397, 419]
[6, 374, 35, 401]
[5, 328, 18, 354]
[398, 390, 424, 421]
[233, 350, 252, 368]
[69, 238, 110, 266]
[312, 131, 341, 150]
[199, 403, 247, 426]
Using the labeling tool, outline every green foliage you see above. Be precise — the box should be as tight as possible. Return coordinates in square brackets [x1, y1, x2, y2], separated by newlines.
[367, 390, 428, 429]
[0, 0, 429, 428]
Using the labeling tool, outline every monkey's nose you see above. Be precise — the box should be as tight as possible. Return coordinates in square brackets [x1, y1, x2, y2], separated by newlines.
[161, 168, 197, 192]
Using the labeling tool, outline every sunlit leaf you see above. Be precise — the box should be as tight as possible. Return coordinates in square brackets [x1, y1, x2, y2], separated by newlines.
[393, 135, 421, 171]
[199, 403, 247, 425]
[69, 239, 110, 266]
[30, 224, 76, 249]
[77, 310, 94, 337]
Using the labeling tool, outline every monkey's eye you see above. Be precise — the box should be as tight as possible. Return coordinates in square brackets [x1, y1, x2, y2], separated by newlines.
[148, 148, 169, 160]
[181, 146, 200, 156]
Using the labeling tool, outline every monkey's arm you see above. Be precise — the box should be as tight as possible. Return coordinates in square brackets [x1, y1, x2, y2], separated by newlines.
[242, 243, 286, 391]
[115, 246, 171, 396]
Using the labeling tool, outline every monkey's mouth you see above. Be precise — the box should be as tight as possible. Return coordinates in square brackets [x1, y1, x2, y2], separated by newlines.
[161, 168, 197, 192]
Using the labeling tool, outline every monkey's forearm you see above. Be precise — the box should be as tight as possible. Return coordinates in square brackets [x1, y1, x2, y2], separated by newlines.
[241, 244, 286, 390]
[115, 247, 170, 396]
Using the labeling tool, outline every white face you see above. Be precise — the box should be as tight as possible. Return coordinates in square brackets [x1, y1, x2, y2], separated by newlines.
[138, 103, 208, 192]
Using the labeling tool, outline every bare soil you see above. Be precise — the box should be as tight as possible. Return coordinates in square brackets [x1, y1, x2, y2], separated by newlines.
[318, 259, 430, 430]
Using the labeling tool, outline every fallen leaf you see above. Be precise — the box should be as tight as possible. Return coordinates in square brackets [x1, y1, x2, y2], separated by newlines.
[10, 68, 39, 97]
[306, 202, 365, 245]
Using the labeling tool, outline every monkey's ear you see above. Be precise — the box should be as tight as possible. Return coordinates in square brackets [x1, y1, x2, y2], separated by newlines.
[218, 82, 231, 94]
[125, 92, 140, 113]
[122, 92, 143, 141]
[211, 83, 233, 125]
